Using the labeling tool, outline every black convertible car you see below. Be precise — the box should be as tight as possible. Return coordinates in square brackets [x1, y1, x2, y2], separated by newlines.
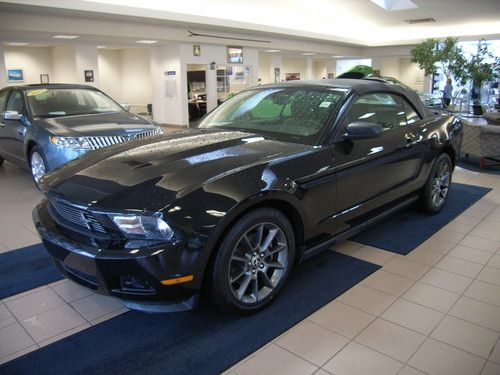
[33, 79, 463, 314]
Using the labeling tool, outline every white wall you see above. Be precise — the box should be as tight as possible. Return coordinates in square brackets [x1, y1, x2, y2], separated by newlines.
[120, 48, 152, 105]
[258, 53, 272, 84]
[51, 45, 77, 83]
[74, 43, 99, 87]
[283, 57, 306, 80]
[97, 49, 122, 101]
[335, 58, 372, 75]
[4, 46, 53, 85]
[399, 58, 425, 92]
[0, 46, 7, 88]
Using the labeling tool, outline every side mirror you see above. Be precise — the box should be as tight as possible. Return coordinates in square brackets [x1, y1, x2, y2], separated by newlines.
[121, 104, 131, 112]
[3, 111, 23, 121]
[343, 122, 382, 141]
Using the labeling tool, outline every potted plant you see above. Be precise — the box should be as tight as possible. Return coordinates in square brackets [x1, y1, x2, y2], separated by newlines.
[410, 37, 468, 88]
[466, 40, 499, 115]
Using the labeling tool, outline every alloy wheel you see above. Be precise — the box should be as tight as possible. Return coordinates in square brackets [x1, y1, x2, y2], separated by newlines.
[431, 159, 450, 208]
[30, 152, 46, 183]
[228, 222, 289, 304]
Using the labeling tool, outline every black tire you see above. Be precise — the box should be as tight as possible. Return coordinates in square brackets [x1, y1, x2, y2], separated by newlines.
[419, 153, 453, 214]
[28, 145, 48, 187]
[209, 208, 295, 314]
[0, 156, 4, 167]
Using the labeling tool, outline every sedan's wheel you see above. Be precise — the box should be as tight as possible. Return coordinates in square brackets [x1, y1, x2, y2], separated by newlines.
[420, 153, 452, 213]
[210, 208, 295, 314]
[29, 146, 47, 185]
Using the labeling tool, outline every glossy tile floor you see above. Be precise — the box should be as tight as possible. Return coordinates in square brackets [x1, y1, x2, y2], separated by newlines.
[1, 154, 500, 374]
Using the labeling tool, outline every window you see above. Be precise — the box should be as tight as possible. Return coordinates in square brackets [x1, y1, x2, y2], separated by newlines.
[198, 87, 344, 145]
[403, 100, 422, 124]
[6, 91, 23, 114]
[344, 93, 407, 131]
[0, 90, 9, 112]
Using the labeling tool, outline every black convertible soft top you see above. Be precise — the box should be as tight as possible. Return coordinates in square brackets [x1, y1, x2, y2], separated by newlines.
[257, 79, 433, 119]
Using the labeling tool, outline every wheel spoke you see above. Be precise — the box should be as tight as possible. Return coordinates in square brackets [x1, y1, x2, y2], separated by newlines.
[266, 244, 286, 257]
[261, 228, 278, 252]
[267, 261, 285, 270]
[231, 254, 248, 263]
[241, 235, 253, 252]
[230, 269, 246, 283]
[252, 277, 259, 302]
[236, 274, 252, 300]
[254, 224, 264, 248]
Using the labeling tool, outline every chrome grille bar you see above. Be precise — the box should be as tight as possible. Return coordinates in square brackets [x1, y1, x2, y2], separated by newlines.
[84, 128, 161, 150]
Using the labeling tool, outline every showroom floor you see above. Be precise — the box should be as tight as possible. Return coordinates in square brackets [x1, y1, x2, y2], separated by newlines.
[1, 153, 500, 374]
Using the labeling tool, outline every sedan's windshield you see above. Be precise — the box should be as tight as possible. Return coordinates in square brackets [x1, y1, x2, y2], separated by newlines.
[198, 87, 345, 145]
[25, 88, 124, 118]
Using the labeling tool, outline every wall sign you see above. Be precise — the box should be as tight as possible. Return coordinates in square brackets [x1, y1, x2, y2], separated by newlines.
[84, 70, 94, 82]
[165, 71, 176, 76]
[193, 45, 201, 56]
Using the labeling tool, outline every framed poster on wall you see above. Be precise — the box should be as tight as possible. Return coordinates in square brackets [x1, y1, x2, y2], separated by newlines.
[84, 70, 94, 82]
[285, 73, 300, 81]
[40, 74, 49, 84]
[193, 45, 201, 56]
[7, 69, 24, 82]
[227, 46, 243, 64]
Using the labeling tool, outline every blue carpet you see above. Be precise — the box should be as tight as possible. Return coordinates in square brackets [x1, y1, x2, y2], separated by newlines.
[0, 244, 62, 299]
[1, 251, 379, 375]
[352, 183, 491, 254]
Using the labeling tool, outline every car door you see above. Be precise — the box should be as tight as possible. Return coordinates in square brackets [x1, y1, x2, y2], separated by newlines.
[329, 92, 419, 233]
[0, 88, 11, 159]
[1, 90, 27, 164]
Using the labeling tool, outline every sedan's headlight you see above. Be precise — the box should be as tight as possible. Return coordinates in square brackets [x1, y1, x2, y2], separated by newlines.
[50, 136, 91, 149]
[110, 213, 174, 241]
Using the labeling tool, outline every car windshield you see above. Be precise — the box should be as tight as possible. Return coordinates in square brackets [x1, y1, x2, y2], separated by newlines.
[25, 88, 124, 118]
[198, 87, 345, 145]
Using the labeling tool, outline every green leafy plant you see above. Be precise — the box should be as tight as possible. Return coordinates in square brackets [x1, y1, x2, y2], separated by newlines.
[410, 37, 468, 85]
[467, 40, 499, 88]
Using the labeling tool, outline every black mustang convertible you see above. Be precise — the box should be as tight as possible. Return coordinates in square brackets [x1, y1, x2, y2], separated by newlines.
[33, 79, 463, 314]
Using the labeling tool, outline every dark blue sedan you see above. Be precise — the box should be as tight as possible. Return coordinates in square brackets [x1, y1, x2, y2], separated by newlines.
[0, 84, 162, 185]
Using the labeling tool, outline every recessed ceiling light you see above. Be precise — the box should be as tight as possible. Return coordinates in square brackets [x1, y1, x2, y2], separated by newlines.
[136, 40, 158, 44]
[265, 49, 282, 53]
[6, 42, 30, 46]
[52, 35, 79, 39]
[301, 52, 316, 56]
[370, 0, 417, 11]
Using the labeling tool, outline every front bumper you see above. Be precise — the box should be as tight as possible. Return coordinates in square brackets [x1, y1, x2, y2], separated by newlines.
[32, 199, 204, 303]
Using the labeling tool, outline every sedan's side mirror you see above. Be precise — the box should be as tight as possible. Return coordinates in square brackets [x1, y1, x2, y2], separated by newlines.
[3, 111, 23, 121]
[343, 122, 382, 141]
[121, 104, 131, 112]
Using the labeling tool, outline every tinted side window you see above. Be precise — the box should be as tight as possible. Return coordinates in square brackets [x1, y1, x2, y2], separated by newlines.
[0, 90, 10, 112]
[403, 100, 422, 124]
[344, 93, 407, 131]
[6, 91, 24, 114]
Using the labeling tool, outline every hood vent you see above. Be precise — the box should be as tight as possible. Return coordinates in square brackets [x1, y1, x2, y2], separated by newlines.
[404, 18, 436, 24]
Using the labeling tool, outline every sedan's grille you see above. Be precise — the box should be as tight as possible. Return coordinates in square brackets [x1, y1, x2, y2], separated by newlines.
[85, 128, 162, 150]
[51, 200, 106, 233]
[86, 136, 125, 150]
[134, 128, 162, 139]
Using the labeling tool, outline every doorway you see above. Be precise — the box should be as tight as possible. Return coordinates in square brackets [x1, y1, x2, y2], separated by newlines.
[187, 64, 207, 123]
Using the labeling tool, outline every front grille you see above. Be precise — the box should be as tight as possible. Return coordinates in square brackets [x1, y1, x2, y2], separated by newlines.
[85, 128, 162, 150]
[51, 200, 106, 233]
[134, 128, 162, 139]
[86, 136, 126, 150]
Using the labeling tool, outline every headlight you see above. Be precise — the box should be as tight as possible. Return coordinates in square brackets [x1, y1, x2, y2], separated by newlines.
[110, 213, 174, 240]
[50, 136, 91, 149]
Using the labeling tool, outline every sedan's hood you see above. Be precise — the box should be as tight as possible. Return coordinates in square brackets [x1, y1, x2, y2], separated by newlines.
[42, 129, 310, 211]
[34, 112, 157, 137]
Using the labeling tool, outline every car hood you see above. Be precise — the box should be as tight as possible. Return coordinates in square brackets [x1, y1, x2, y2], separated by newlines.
[34, 112, 158, 137]
[42, 129, 311, 211]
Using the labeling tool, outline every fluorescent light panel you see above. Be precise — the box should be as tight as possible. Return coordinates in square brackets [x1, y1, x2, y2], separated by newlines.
[370, 0, 417, 11]
[265, 49, 282, 52]
[301, 52, 316, 56]
[53, 35, 79, 39]
[6, 42, 30, 46]
[136, 40, 158, 44]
